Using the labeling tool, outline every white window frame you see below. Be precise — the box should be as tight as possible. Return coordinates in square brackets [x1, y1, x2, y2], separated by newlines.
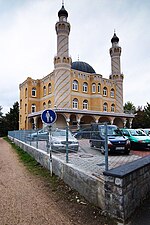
[73, 98, 78, 109]
[111, 104, 115, 112]
[83, 100, 88, 109]
[98, 83, 101, 93]
[92, 83, 96, 93]
[43, 86, 46, 96]
[103, 87, 107, 96]
[103, 102, 108, 112]
[31, 104, 36, 113]
[72, 80, 78, 91]
[83, 82, 88, 92]
[32, 87, 36, 97]
[110, 88, 114, 98]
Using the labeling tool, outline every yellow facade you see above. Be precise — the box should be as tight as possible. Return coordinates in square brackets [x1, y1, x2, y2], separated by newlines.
[19, 3, 134, 130]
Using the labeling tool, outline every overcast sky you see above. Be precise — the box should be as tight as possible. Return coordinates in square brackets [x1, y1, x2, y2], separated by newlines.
[0, 0, 150, 114]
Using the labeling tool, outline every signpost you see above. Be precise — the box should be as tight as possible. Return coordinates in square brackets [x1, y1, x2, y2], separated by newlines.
[41, 109, 57, 176]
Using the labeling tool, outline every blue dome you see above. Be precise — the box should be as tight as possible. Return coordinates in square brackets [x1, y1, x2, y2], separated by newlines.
[71, 61, 96, 74]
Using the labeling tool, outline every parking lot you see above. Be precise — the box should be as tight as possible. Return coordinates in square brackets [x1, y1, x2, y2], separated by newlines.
[26, 138, 150, 178]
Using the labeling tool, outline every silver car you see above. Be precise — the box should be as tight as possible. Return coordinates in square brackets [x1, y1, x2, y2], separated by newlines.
[51, 129, 79, 152]
[27, 128, 79, 152]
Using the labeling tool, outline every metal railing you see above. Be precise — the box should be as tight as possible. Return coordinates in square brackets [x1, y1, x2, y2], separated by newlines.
[8, 123, 109, 171]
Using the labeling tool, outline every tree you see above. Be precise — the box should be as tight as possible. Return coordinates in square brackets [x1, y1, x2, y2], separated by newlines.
[0, 102, 19, 136]
[132, 108, 147, 128]
[124, 101, 136, 114]
[144, 103, 150, 127]
[5, 101, 19, 131]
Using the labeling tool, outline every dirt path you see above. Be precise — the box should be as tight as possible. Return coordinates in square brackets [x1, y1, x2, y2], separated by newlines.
[0, 138, 77, 225]
[0, 138, 117, 225]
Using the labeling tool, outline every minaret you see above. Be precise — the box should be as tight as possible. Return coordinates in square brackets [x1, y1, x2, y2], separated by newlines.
[54, 2, 72, 108]
[109, 32, 124, 113]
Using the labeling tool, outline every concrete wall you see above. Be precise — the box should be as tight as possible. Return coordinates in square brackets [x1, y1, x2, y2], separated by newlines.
[104, 156, 150, 222]
[10, 137, 105, 210]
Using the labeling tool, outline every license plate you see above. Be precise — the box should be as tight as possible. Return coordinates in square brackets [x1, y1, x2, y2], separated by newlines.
[116, 147, 125, 150]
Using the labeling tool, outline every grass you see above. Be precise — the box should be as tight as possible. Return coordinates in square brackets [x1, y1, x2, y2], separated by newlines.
[4, 136, 59, 188]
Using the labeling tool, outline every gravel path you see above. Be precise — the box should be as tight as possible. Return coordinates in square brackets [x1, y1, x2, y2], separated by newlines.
[0, 138, 75, 225]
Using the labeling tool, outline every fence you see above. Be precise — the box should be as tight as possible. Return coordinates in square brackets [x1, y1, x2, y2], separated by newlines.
[8, 123, 110, 170]
[8, 123, 132, 173]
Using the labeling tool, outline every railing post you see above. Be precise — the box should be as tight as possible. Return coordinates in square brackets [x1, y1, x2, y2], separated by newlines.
[104, 123, 108, 171]
[66, 125, 69, 163]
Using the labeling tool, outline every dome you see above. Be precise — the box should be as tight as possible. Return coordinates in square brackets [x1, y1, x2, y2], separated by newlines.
[71, 61, 96, 74]
[58, 5, 68, 18]
[111, 32, 119, 43]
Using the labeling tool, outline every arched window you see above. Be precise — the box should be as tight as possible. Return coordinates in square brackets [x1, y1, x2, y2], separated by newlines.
[103, 102, 108, 112]
[43, 102, 46, 109]
[25, 88, 27, 98]
[72, 80, 78, 91]
[48, 83, 52, 94]
[110, 88, 115, 97]
[83, 82, 88, 92]
[72, 98, 78, 109]
[103, 87, 107, 96]
[83, 100, 88, 109]
[48, 100, 51, 108]
[43, 86, 46, 96]
[111, 103, 115, 112]
[31, 104, 36, 113]
[32, 87, 36, 97]
[98, 83, 101, 93]
[92, 83, 96, 93]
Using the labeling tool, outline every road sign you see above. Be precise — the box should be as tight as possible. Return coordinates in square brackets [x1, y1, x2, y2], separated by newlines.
[41, 109, 57, 125]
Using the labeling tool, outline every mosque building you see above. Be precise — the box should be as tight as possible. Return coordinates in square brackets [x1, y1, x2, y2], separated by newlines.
[19, 2, 134, 130]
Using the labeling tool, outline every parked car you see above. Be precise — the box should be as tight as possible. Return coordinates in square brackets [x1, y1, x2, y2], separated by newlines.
[27, 128, 79, 152]
[89, 124, 131, 154]
[27, 129, 48, 141]
[74, 127, 92, 139]
[121, 128, 150, 150]
[51, 129, 79, 152]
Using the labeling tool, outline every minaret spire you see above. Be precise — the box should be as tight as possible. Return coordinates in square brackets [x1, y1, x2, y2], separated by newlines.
[54, 2, 72, 109]
[109, 31, 124, 113]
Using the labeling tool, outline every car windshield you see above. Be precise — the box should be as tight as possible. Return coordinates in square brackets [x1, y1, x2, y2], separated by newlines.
[136, 130, 146, 136]
[129, 129, 140, 136]
[100, 126, 122, 136]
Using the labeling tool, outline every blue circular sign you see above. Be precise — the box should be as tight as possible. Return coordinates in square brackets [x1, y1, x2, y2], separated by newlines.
[41, 109, 57, 125]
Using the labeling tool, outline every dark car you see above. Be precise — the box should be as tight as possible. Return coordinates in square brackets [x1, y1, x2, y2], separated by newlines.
[74, 127, 92, 139]
[89, 124, 131, 154]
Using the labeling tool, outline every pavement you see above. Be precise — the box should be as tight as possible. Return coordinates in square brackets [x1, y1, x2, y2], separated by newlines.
[27, 138, 150, 179]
